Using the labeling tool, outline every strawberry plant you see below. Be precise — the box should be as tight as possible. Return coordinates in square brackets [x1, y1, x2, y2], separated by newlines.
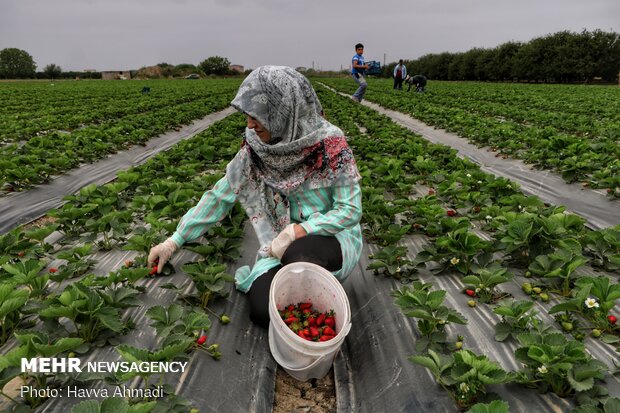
[180, 262, 234, 308]
[414, 227, 490, 275]
[22, 224, 57, 252]
[39, 281, 133, 345]
[366, 245, 416, 280]
[0, 284, 29, 345]
[84, 209, 133, 251]
[493, 300, 540, 342]
[115, 338, 193, 395]
[51, 244, 97, 285]
[462, 267, 513, 304]
[393, 281, 467, 351]
[2, 259, 49, 297]
[514, 329, 608, 399]
[581, 227, 620, 272]
[528, 239, 588, 296]
[146, 304, 213, 347]
[550, 276, 620, 338]
[0, 228, 46, 259]
[0, 331, 83, 408]
[410, 349, 514, 410]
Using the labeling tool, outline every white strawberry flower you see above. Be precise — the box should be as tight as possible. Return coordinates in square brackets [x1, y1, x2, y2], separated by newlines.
[538, 365, 548, 374]
[584, 298, 599, 309]
[450, 257, 460, 265]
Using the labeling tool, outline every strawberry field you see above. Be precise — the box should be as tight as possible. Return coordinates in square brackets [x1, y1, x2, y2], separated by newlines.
[1, 78, 619, 413]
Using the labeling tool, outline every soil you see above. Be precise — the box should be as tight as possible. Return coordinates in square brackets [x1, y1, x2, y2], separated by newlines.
[273, 366, 336, 413]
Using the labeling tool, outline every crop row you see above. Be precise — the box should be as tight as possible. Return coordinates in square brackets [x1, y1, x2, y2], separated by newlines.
[0, 114, 247, 412]
[320, 78, 620, 193]
[0, 81, 241, 193]
[314, 84, 619, 411]
[0, 80, 242, 142]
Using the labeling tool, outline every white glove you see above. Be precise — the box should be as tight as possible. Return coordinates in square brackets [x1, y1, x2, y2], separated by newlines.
[269, 224, 297, 260]
[147, 238, 179, 274]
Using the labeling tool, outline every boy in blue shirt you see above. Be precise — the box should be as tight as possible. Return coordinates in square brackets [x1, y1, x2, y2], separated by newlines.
[351, 43, 369, 102]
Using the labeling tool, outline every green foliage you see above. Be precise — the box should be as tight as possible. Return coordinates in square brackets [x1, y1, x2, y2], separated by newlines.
[393, 281, 467, 352]
[43, 63, 62, 79]
[199, 56, 232, 75]
[514, 329, 607, 398]
[181, 262, 234, 308]
[411, 349, 513, 410]
[492, 300, 539, 342]
[408, 29, 620, 82]
[0, 47, 36, 78]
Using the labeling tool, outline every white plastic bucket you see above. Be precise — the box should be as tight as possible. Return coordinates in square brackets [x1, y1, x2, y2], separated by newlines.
[268, 262, 352, 381]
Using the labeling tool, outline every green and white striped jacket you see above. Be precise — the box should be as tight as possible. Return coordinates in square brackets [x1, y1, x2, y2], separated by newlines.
[171, 176, 363, 292]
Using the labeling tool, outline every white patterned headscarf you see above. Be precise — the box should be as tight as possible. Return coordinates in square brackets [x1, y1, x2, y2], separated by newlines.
[226, 66, 360, 256]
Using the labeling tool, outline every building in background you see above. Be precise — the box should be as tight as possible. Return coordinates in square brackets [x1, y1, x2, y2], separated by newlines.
[229, 65, 244, 73]
[101, 71, 131, 80]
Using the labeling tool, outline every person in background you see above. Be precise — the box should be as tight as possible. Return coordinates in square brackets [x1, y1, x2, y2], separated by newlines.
[393, 59, 407, 90]
[351, 43, 369, 102]
[406, 74, 427, 93]
[148, 66, 363, 328]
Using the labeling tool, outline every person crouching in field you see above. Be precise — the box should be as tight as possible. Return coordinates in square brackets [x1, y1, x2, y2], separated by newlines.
[405, 74, 427, 92]
[148, 66, 363, 328]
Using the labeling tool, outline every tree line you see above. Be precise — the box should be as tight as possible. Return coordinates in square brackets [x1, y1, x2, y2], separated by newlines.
[0, 49, 241, 79]
[385, 29, 620, 83]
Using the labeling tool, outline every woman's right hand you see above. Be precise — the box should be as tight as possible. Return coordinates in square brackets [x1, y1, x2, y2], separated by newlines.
[147, 238, 179, 274]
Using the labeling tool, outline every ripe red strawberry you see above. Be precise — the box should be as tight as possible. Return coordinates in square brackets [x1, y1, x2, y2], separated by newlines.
[310, 327, 320, 338]
[465, 289, 475, 297]
[299, 302, 312, 310]
[428, 189, 436, 196]
[284, 316, 299, 325]
[196, 335, 207, 345]
[298, 330, 307, 340]
[316, 313, 326, 326]
[307, 316, 317, 327]
[49, 268, 58, 273]
[287, 305, 295, 311]
[446, 210, 456, 217]
[149, 265, 158, 276]
[319, 335, 335, 342]
[323, 326, 336, 336]
[17, 251, 25, 257]
[608, 315, 618, 325]
[324, 316, 335, 329]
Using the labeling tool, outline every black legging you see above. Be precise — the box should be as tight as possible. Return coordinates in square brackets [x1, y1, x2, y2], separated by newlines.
[247, 235, 343, 328]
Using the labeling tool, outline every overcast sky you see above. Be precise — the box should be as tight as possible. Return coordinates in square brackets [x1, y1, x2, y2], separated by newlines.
[1, 0, 618, 72]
